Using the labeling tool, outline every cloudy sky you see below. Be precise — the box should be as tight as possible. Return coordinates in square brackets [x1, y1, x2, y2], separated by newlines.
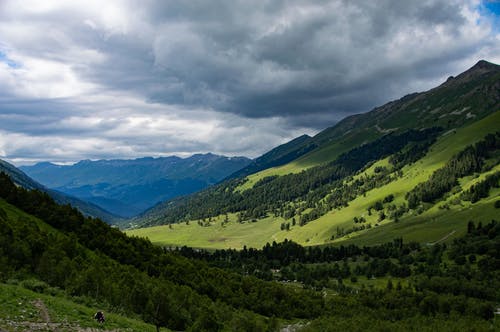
[1, 0, 499, 165]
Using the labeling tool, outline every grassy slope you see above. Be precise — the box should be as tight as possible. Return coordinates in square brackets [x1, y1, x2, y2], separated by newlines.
[239, 127, 380, 191]
[0, 282, 166, 332]
[128, 111, 500, 249]
[0, 200, 166, 332]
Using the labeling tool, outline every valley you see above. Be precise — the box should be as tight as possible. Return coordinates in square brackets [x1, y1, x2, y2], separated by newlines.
[0, 60, 499, 331]
[2, 2, 500, 331]
[20, 154, 251, 219]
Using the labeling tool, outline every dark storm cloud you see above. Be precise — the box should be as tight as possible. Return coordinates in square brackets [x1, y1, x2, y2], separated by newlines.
[93, 0, 490, 127]
[0, 0, 498, 164]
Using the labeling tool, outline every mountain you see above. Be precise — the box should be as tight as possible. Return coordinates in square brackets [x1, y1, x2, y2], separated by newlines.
[281, 59, 500, 169]
[130, 60, 500, 248]
[0, 159, 120, 223]
[21, 153, 251, 218]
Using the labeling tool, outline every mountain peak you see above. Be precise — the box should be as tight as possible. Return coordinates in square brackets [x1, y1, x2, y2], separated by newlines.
[442, 59, 499, 87]
[462, 59, 499, 76]
[471, 59, 498, 71]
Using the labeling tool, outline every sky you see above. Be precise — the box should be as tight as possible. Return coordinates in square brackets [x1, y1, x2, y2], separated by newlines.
[0, 0, 499, 165]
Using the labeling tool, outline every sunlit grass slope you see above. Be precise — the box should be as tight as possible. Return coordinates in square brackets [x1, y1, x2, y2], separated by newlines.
[239, 127, 380, 191]
[128, 111, 500, 249]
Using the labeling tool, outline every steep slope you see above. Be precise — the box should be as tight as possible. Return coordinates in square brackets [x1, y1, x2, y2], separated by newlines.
[0, 159, 120, 223]
[131, 60, 500, 248]
[21, 153, 251, 217]
[0, 173, 326, 331]
[249, 60, 500, 179]
[228, 134, 315, 179]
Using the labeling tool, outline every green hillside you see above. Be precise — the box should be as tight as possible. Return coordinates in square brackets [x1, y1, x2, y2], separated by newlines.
[130, 61, 500, 250]
[1, 162, 499, 330]
[237, 60, 500, 189]
[128, 111, 500, 249]
[228, 134, 315, 180]
[0, 282, 164, 332]
[0, 174, 329, 331]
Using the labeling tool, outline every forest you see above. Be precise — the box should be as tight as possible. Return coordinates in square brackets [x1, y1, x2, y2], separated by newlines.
[1, 171, 499, 331]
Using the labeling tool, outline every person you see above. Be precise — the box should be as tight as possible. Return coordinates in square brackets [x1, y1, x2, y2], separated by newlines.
[94, 311, 105, 323]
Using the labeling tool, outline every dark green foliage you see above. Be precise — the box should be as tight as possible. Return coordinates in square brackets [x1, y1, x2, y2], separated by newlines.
[1, 170, 498, 329]
[461, 171, 500, 203]
[0, 172, 324, 330]
[177, 220, 500, 325]
[389, 139, 437, 169]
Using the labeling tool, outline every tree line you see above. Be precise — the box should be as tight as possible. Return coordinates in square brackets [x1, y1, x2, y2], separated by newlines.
[406, 132, 500, 209]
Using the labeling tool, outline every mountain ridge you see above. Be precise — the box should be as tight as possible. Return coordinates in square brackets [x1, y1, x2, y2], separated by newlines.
[0, 158, 120, 223]
[21, 153, 252, 218]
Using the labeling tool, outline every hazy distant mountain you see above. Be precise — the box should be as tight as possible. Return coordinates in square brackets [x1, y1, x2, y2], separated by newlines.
[0, 159, 120, 223]
[21, 153, 251, 218]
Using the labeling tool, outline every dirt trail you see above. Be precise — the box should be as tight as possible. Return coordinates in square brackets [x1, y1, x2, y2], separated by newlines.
[0, 299, 126, 331]
[428, 230, 456, 245]
[32, 299, 51, 324]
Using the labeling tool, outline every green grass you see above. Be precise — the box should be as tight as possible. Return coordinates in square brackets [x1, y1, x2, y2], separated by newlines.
[128, 214, 287, 249]
[129, 111, 500, 249]
[0, 282, 167, 332]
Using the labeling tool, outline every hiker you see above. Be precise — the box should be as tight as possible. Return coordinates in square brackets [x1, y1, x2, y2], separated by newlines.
[94, 311, 105, 323]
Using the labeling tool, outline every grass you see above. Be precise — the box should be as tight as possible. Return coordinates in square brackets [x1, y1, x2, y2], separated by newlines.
[129, 111, 500, 250]
[128, 214, 287, 249]
[0, 282, 167, 332]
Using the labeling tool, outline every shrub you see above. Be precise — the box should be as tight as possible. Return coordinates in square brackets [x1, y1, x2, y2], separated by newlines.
[20, 279, 49, 293]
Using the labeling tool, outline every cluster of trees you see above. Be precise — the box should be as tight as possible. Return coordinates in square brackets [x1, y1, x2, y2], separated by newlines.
[144, 128, 441, 227]
[389, 139, 437, 169]
[461, 171, 500, 203]
[176, 220, 499, 324]
[407, 132, 500, 208]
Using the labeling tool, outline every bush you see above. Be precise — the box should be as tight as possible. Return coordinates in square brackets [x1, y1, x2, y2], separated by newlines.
[20, 279, 49, 293]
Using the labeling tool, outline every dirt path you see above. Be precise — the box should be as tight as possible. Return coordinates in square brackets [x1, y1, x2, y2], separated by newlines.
[281, 322, 309, 331]
[428, 230, 456, 245]
[0, 299, 126, 331]
[32, 299, 51, 324]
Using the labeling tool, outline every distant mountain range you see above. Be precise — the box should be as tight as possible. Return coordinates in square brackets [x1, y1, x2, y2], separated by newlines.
[21, 153, 251, 218]
[0, 159, 120, 223]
